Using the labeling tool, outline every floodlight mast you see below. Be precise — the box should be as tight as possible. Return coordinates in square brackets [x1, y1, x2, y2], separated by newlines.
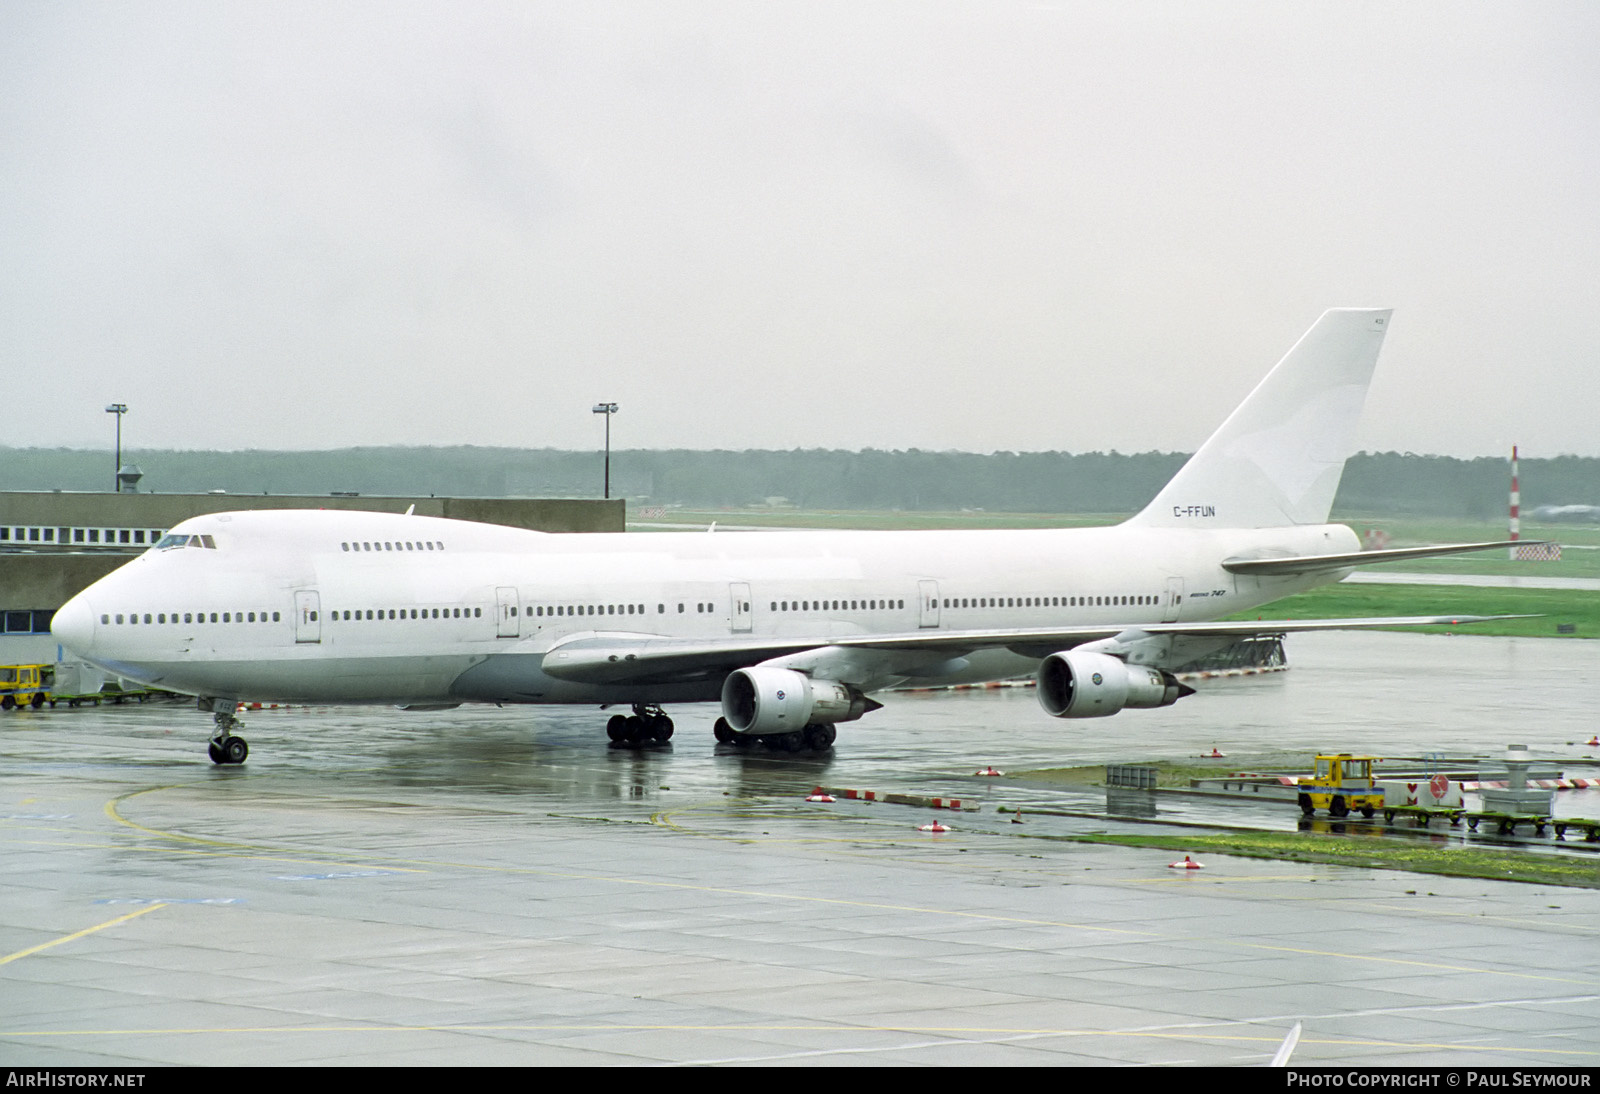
[592, 402, 618, 499]
[104, 404, 128, 493]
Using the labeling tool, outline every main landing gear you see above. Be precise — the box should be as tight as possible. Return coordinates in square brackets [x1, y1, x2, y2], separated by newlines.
[713, 717, 836, 752]
[606, 704, 674, 746]
[202, 698, 249, 765]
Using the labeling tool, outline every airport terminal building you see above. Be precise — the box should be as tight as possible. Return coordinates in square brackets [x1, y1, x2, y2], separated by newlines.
[0, 491, 622, 665]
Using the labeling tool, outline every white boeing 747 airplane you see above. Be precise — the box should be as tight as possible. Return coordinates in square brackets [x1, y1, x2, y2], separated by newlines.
[53, 309, 1522, 764]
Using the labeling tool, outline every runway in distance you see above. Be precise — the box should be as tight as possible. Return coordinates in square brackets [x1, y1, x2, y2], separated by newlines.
[53, 309, 1526, 763]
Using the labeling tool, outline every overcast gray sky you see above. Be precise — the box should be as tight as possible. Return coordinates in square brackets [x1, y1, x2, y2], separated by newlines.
[4, 1, 1597, 457]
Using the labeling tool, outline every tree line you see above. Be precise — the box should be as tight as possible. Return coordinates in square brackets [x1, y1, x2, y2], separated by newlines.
[1, 446, 1593, 518]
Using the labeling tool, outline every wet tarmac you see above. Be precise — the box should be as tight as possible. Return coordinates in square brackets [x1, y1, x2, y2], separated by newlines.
[2, 632, 1597, 1066]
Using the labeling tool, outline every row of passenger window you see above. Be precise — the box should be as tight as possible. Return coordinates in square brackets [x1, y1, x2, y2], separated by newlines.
[103, 611, 282, 625]
[770, 598, 905, 611]
[523, 602, 716, 618]
[340, 541, 445, 553]
[328, 608, 482, 620]
[938, 594, 1160, 609]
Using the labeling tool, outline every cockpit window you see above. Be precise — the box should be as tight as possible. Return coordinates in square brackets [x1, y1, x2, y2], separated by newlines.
[156, 533, 218, 550]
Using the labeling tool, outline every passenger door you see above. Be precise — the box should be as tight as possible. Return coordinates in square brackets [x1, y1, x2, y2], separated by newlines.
[729, 582, 752, 633]
[496, 587, 520, 638]
[918, 580, 941, 628]
[294, 590, 321, 644]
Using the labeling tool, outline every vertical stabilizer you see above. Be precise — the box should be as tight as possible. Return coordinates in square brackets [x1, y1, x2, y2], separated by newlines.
[1127, 308, 1392, 529]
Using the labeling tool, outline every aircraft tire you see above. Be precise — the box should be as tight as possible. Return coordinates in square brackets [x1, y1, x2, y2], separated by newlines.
[208, 742, 224, 764]
[777, 731, 804, 753]
[652, 716, 674, 741]
[713, 717, 736, 744]
[606, 715, 628, 742]
[222, 736, 248, 764]
[804, 724, 836, 751]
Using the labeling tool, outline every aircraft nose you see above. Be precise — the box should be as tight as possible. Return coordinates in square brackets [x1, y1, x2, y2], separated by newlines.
[51, 594, 95, 657]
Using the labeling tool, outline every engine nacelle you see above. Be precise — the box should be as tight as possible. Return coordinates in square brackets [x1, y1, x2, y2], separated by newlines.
[721, 667, 871, 735]
[1036, 651, 1190, 719]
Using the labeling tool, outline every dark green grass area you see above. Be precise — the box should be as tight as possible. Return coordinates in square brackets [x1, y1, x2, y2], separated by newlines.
[1237, 581, 1600, 639]
[1031, 829, 1600, 888]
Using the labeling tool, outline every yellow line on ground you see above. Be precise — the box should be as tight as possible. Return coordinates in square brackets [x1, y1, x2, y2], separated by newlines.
[0, 903, 165, 968]
[99, 788, 427, 873]
[105, 786, 252, 848]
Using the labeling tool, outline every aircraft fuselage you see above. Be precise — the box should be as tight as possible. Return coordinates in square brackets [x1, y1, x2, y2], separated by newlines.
[51, 508, 1354, 706]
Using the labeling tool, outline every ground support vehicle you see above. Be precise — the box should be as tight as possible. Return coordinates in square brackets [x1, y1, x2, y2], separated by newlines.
[1297, 754, 1385, 818]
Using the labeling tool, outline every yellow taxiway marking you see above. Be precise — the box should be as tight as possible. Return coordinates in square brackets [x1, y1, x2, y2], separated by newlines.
[0, 903, 165, 968]
[98, 787, 425, 873]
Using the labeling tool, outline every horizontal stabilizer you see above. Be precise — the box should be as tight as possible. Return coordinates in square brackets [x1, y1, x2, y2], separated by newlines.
[1222, 540, 1540, 576]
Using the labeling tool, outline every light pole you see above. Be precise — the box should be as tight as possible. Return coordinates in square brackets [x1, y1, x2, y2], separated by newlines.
[105, 403, 127, 493]
[592, 402, 618, 499]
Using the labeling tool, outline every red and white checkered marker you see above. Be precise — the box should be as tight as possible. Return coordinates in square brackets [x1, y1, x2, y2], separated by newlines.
[975, 766, 1003, 776]
[806, 788, 836, 803]
[1169, 855, 1203, 870]
[918, 822, 950, 833]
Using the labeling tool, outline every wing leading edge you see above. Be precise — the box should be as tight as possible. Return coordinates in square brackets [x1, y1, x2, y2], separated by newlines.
[538, 613, 1516, 687]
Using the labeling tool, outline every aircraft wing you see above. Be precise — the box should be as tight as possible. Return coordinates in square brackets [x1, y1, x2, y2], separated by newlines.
[539, 613, 1514, 686]
[1221, 540, 1537, 576]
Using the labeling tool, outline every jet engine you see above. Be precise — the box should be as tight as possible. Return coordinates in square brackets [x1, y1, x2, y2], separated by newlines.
[721, 667, 872, 735]
[1036, 651, 1192, 719]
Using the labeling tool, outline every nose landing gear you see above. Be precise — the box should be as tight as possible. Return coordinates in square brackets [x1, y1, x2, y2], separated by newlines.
[201, 698, 249, 765]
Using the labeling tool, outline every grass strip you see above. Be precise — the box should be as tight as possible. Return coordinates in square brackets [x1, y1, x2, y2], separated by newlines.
[1238, 581, 1600, 639]
[1033, 829, 1600, 888]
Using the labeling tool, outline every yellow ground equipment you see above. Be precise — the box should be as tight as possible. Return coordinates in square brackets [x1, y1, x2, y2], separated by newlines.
[0, 665, 51, 709]
[1297, 754, 1384, 818]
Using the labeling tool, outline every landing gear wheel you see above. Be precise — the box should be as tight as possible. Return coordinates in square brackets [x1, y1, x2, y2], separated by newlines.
[713, 717, 736, 744]
[612, 704, 673, 746]
[803, 724, 836, 751]
[205, 699, 247, 764]
[778, 731, 805, 753]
